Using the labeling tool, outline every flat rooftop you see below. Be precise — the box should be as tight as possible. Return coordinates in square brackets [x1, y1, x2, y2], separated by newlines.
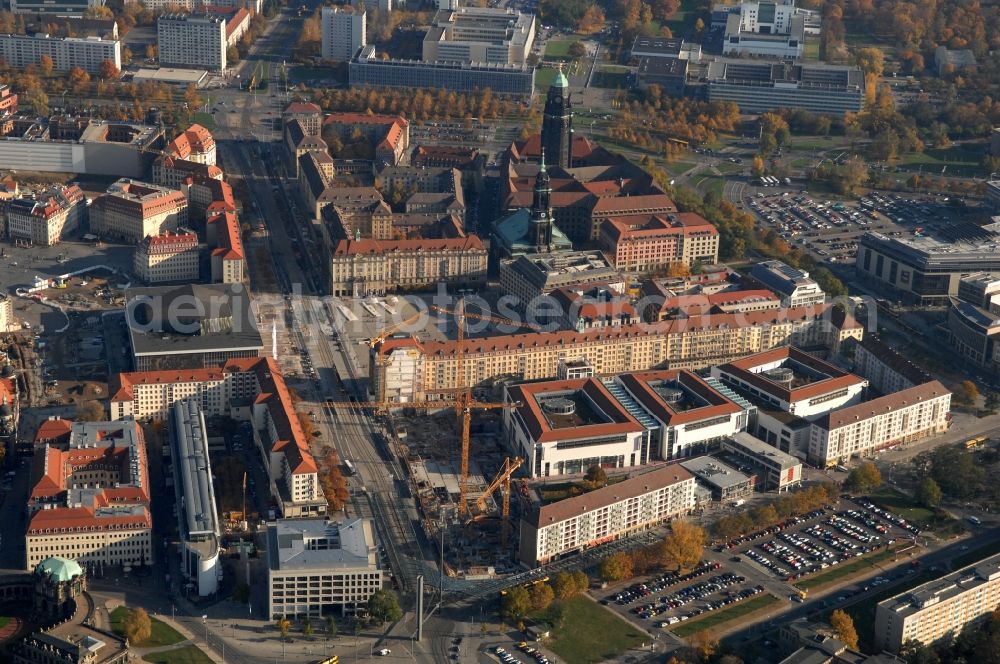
[268, 518, 379, 572]
[133, 67, 208, 85]
[861, 230, 1000, 267]
[680, 456, 752, 490]
[725, 432, 801, 469]
[170, 400, 219, 542]
[878, 551, 1000, 619]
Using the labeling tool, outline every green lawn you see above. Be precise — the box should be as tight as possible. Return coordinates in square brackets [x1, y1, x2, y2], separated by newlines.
[0, 616, 10, 629]
[535, 67, 557, 91]
[143, 646, 214, 664]
[868, 489, 936, 526]
[663, 0, 703, 36]
[715, 161, 744, 175]
[545, 40, 581, 61]
[795, 547, 906, 592]
[672, 594, 779, 638]
[696, 175, 726, 197]
[534, 596, 646, 664]
[664, 160, 696, 176]
[803, 38, 820, 60]
[898, 147, 984, 176]
[191, 113, 215, 130]
[110, 607, 186, 648]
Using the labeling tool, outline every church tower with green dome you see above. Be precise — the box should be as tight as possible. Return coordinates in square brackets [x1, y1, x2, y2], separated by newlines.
[541, 64, 573, 169]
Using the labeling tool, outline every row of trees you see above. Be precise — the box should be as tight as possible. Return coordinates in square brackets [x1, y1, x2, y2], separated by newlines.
[712, 484, 840, 539]
[599, 520, 707, 583]
[310, 86, 524, 124]
[500, 570, 590, 620]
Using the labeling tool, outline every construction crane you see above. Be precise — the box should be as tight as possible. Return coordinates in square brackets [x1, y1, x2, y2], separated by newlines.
[475, 456, 524, 547]
[429, 305, 547, 334]
[367, 311, 424, 410]
[324, 397, 519, 515]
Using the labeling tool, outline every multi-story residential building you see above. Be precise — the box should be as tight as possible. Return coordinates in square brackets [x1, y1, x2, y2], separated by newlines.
[169, 399, 220, 597]
[110, 357, 326, 518]
[320, 5, 365, 61]
[376, 303, 861, 403]
[504, 369, 754, 477]
[324, 113, 409, 166]
[712, 346, 951, 467]
[183, 176, 236, 220]
[750, 260, 826, 308]
[599, 212, 720, 272]
[0, 33, 120, 74]
[207, 210, 245, 283]
[0, 84, 18, 117]
[852, 335, 931, 395]
[0, 292, 12, 332]
[723, 0, 806, 58]
[10, 0, 105, 16]
[133, 229, 201, 284]
[25, 419, 151, 570]
[329, 236, 487, 297]
[648, 289, 782, 322]
[874, 553, 1000, 653]
[165, 124, 216, 166]
[349, 45, 535, 96]
[89, 179, 189, 243]
[124, 283, 263, 371]
[518, 463, 696, 566]
[550, 284, 638, 331]
[5, 184, 85, 246]
[152, 155, 224, 190]
[282, 101, 323, 137]
[266, 518, 381, 619]
[157, 13, 227, 71]
[422, 6, 535, 65]
[857, 230, 1000, 306]
[284, 120, 329, 177]
[704, 60, 864, 115]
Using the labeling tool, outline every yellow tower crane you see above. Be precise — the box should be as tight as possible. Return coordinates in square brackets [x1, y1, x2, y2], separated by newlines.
[475, 456, 524, 547]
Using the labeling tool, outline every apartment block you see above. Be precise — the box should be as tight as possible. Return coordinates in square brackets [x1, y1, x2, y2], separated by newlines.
[158, 13, 227, 71]
[599, 212, 720, 272]
[89, 178, 189, 243]
[111, 357, 326, 518]
[133, 229, 201, 284]
[207, 210, 245, 284]
[267, 518, 382, 618]
[375, 303, 862, 404]
[4, 184, 85, 246]
[329, 236, 487, 297]
[323, 113, 409, 166]
[166, 124, 216, 167]
[0, 32, 120, 74]
[10, 0, 105, 16]
[875, 553, 1000, 653]
[153, 155, 223, 191]
[320, 5, 365, 61]
[519, 464, 696, 566]
[25, 420, 151, 570]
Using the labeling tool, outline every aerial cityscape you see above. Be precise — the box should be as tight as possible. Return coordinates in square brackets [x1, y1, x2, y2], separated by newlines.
[0, 0, 997, 662]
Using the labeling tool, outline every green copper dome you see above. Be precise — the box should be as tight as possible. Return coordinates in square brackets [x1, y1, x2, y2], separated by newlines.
[34, 556, 84, 583]
[551, 69, 569, 88]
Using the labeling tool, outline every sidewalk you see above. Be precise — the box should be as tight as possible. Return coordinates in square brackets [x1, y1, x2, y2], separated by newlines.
[101, 596, 225, 664]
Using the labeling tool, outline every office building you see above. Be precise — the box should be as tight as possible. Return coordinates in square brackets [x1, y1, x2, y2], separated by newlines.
[157, 13, 227, 71]
[0, 116, 162, 178]
[110, 358, 326, 518]
[750, 260, 826, 308]
[0, 32, 120, 74]
[133, 229, 201, 284]
[720, 432, 802, 491]
[349, 45, 535, 96]
[165, 124, 216, 166]
[423, 6, 535, 65]
[124, 283, 263, 371]
[10, 0, 105, 16]
[934, 45, 976, 76]
[519, 464, 696, 566]
[321, 5, 365, 61]
[207, 210, 245, 284]
[503, 369, 754, 478]
[648, 289, 781, 322]
[376, 304, 863, 403]
[282, 101, 323, 137]
[680, 456, 755, 502]
[712, 346, 951, 467]
[329, 236, 487, 297]
[600, 212, 720, 272]
[637, 57, 688, 96]
[25, 420, 151, 570]
[169, 400, 221, 597]
[948, 299, 1000, 370]
[4, 184, 85, 246]
[324, 113, 409, 166]
[631, 36, 701, 62]
[89, 179, 189, 244]
[857, 229, 1000, 305]
[875, 552, 1000, 653]
[705, 60, 864, 115]
[267, 518, 381, 619]
[723, 0, 806, 58]
[499, 251, 623, 312]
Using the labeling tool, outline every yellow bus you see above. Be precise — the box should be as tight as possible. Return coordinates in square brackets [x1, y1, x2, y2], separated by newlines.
[964, 435, 988, 450]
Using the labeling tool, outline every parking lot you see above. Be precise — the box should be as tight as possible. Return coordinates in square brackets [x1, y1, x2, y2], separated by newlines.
[599, 496, 921, 635]
[745, 189, 968, 266]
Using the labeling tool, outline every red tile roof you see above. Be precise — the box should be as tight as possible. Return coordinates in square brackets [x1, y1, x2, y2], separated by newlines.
[208, 210, 244, 260]
[333, 236, 485, 256]
[507, 378, 644, 443]
[167, 124, 215, 161]
[717, 347, 865, 403]
[814, 380, 950, 430]
[34, 418, 73, 444]
[284, 101, 322, 114]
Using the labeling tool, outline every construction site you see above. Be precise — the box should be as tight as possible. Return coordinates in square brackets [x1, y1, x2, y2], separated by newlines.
[328, 294, 535, 578]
